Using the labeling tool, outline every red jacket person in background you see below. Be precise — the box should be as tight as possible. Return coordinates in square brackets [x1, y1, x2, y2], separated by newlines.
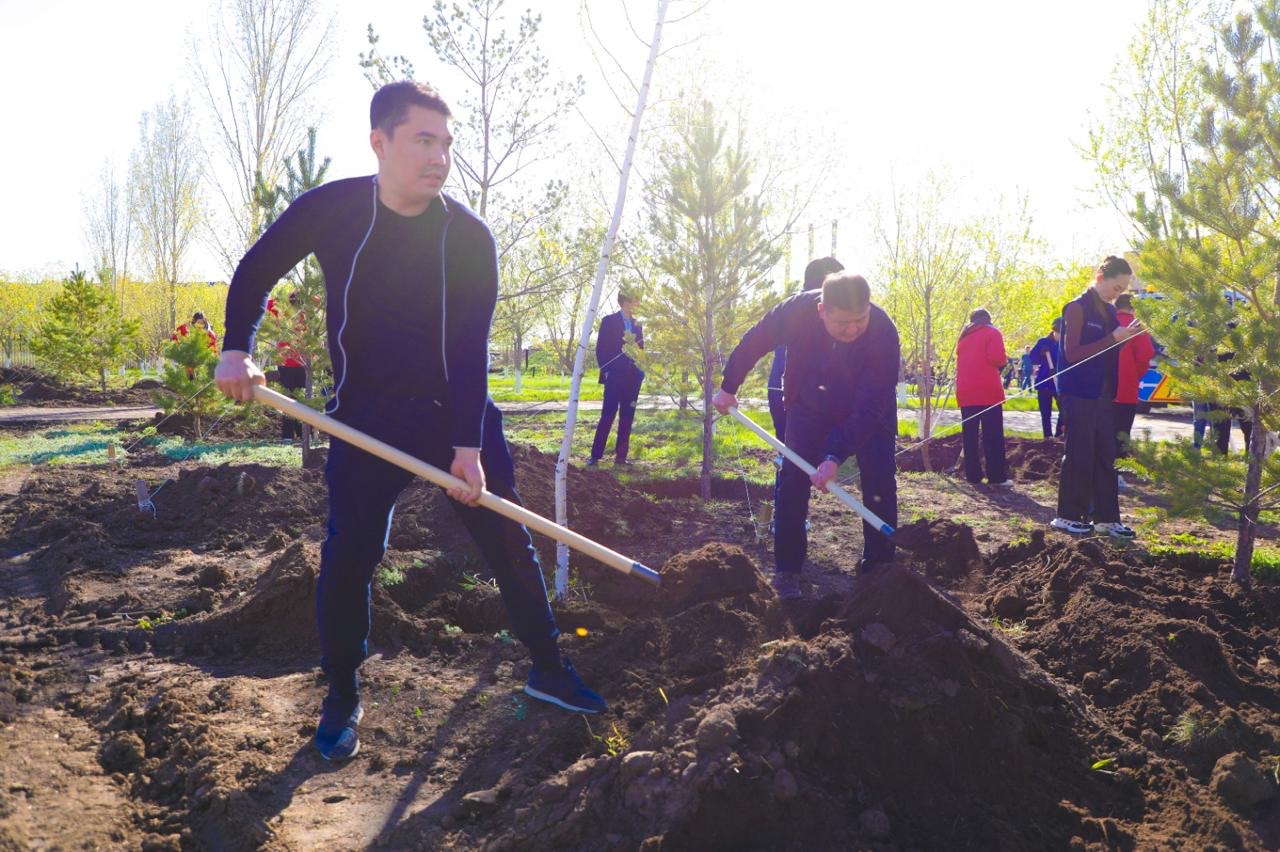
[954, 308, 1011, 487]
[1113, 292, 1155, 468]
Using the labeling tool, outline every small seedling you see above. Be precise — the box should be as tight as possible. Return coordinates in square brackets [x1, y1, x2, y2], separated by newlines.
[474, 692, 490, 707]
[990, 617, 1028, 639]
[511, 696, 527, 721]
[1166, 632, 1178, 643]
[460, 572, 498, 592]
[390, 684, 402, 699]
[444, 624, 463, 635]
[413, 707, 424, 719]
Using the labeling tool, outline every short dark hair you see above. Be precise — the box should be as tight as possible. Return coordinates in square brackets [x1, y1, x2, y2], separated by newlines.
[618, 292, 636, 307]
[371, 81, 452, 139]
[1097, 255, 1132, 279]
[803, 256, 844, 291]
[1051, 317, 1062, 332]
[192, 311, 206, 323]
[1115, 293, 1133, 310]
[821, 272, 871, 312]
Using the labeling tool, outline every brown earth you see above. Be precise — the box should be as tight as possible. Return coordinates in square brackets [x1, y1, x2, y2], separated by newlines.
[0, 442, 1277, 850]
[897, 433, 1064, 483]
[1, 366, 158, 408]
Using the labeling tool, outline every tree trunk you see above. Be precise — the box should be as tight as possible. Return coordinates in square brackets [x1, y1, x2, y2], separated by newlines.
[300, 362, 315, 468]
[700, 357, 714, 500]
[679, 369, 689, 411]
[1232, 403, 1265, 586]
[99, 366, 108, 394]
[553, 0, 670, 599]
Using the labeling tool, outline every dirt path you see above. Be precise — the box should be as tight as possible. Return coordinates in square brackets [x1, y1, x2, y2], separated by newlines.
[0, 404, 161, 424]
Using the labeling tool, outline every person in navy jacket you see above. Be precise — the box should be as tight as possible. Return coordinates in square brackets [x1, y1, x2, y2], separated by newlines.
[713, 273, 900, 600]
[1051, 256, 1143, 539]
[213, 81, 606, 763]
[588, 293, 645, 466]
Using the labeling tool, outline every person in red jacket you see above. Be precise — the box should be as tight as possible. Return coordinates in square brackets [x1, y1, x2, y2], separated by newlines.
[267, 294, 308, 440]
[1113, 293, 1155, 484]
[955, 308, 1011, 486]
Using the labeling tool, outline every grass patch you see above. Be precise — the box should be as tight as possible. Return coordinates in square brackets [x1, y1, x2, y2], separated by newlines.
[900, 394, 1040, 412]
[989, 617, 1029, 639]
[488, 373, 604, 403]
[0, 422, 304, 469]
[1147, 534, 1280, 582]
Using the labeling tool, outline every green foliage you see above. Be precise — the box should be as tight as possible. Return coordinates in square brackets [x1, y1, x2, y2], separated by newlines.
[643, 98, 783, 497]
[1123, 0, 1280, 583]
[30, 266, 139, 392]
[155, 327, 230, 436]
[0, 385, 15, 406]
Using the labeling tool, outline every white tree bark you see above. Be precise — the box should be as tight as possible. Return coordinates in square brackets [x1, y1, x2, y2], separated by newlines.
[554, 0, 670, 599]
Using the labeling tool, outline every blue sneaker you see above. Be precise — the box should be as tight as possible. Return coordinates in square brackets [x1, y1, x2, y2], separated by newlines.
[524, 658, 607, 714]
[315, 694, 363, 761]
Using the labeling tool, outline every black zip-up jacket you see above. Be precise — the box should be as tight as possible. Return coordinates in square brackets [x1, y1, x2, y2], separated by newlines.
[223, 176, 497, 448]
[595, 310, 644, 384]
[721, 291, 900, 462]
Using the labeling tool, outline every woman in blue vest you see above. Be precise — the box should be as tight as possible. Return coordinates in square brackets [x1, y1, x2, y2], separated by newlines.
[1050, 256, 1143, 538]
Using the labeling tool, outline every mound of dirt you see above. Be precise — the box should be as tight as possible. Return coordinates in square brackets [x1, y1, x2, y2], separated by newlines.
[897, 433, 1063, 483]
[891, 517, 982, 578]
[479, 558, 1257, 851]
[977, 536, 1280, 797]
[1, 367, 157, 408]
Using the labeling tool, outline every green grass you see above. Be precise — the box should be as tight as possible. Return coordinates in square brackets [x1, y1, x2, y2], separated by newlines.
[899, 394, 1041, 412]
[1147, 533, 1280, 582]
[488, 373, 604, 403]
[0, 422, 302, 469]
[503, 408, 783, 485]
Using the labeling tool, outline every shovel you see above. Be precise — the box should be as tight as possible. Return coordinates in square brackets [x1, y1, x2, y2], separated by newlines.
[727, 406, 895, 538]
[251, 385, 659, 586]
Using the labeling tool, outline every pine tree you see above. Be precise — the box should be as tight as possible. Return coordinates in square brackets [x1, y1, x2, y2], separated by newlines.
[1127, 1, 1280, 586]
[645, 99, 782, 499]
[31, 266, 139, 392]
[156, 328, 227, 436]
[253, 127, 331, 465]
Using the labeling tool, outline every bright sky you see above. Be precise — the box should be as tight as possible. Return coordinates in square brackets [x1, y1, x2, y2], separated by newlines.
[0, 0, 1146, 281]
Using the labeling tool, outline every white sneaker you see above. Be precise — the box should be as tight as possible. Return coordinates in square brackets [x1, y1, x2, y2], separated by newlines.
[989, 480, 1014, 488]
[1050, 517, 1093, 535]
[1094, 522, 1136, 539]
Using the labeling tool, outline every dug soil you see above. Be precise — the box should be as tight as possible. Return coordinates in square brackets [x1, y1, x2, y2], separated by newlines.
[1, 441, 1277, 850]
[897, 433, 1064, 483]
[1, 366, 158, 408]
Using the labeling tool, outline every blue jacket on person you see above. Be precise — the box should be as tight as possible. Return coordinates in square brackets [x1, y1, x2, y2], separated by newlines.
[595, 310, 644, 385]
[1029, 334, 1059, 389]
[1056, 290, 1119, 400]
[720, 290, 900, 463]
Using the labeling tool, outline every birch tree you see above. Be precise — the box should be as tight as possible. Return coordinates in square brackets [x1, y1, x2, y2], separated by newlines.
[191, 0, 334, 272]
[553, 0, 671, 598]
[130, 94, 204, 335]
[81, 159, 135, 310]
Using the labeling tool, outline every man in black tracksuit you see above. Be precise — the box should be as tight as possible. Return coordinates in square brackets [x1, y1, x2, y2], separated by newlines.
[713, 273, 900, 600]
[215, 82, 605, 762]
[589, 293, 644, 465]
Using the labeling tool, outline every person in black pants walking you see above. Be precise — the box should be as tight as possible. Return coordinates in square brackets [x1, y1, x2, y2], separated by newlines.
[954, 308, 1011, 486]
[588, 293, 644, 466]
[713, 273, 899, 600]
[1051, 256, 1143, 539]
[215, 81, 606, 763]
[1029, 318, 1064, 438]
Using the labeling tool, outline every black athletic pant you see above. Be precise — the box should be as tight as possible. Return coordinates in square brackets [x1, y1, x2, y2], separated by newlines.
[317, 398, 559, 699]
[278, 365, 306, 439]
[960, 405, 1007, 484]
[1037, 386, 1062, 438]
[1210, 404, 1253, 455]
[1113, 402, 1137, 459]
[1057, 396, 1119, 524]
[775, 404, 897, 571]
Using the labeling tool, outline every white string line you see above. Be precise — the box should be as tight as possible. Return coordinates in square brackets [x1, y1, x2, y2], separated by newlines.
[120, 380, 217, 455]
